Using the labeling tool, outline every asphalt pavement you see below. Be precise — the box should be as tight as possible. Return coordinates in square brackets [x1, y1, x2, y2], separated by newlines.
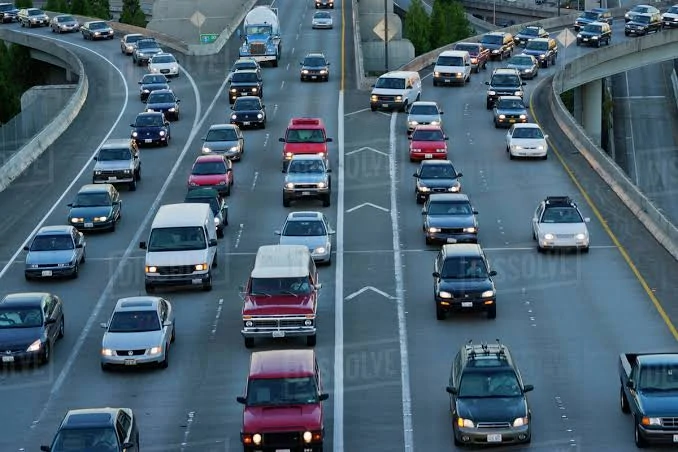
[611, 61, 678, 226]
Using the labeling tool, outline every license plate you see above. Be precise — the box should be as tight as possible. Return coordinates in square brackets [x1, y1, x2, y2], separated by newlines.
[487, 434, 502, 442]
[275, 450, 291, 452]
[447, 238, 457, 243]
[272, 331, 285, 338]
[425, 154, 433, 159]
[191, 278, 202, 285]
[444, 79, 450, 82]
[583, 38, 589, 41]
[144, 139, 152, 143]
[382, 103, 388, 108]
[461, 301, 473, 308]
[243, 121, 250, 125]
[41, 270, 52, 277]
[124, 359, 136, 366]
[673, 434, 678, 443]
[84, 222, 94, 228]
[107, 176, 117, 181]
[2, 356, 14, 363]
[302, 191, 311, 196]
[509, 119, 515, 123]
[311, 75, 317, 79]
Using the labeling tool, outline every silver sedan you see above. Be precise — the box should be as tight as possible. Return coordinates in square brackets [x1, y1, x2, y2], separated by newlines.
[50, 14, 80, 33]
[24, 225, 86, 280]
[312, 11, 333, 29]
[275, 211, 335, 264]
[505, 54, 539, 80]
[100, 297, 175, 371]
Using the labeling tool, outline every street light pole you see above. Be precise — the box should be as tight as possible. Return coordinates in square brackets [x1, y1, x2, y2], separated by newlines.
[384, 0, 389, 72]
[493, 0, 496, 26]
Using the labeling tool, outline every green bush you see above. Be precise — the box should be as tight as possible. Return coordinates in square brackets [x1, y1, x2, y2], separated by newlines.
[0, 44, 49, 123]
[15, 0, 33, 8]
[404, 0, 473, 56]
[120, 0, 147, 27]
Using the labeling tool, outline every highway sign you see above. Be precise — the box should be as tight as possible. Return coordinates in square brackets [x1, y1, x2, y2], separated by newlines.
[190, 11, 206, 28]
[200, 33, 218, 44]
[555, 28, 576, 48]
[373, 18, 397, 42]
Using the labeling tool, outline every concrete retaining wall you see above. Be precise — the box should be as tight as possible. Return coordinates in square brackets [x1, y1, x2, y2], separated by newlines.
[0, 29, 87, 194]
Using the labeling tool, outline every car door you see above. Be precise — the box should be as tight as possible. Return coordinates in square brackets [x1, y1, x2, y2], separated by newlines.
[532, 203, 544, 237]
[42, 296, 57, 343]
[506, 125, 515, 148]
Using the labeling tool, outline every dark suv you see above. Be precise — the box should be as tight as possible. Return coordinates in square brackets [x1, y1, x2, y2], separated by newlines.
[0, 3, 18, 22]
[485, 68, 526, 109]
[228, 69, 264, 103]
[523, 38, 558, 68]
[300, 52, 331, 82]
[625, 12, 662, 36]
[576, 21, 612, 47]
[432, 243, 497, 319]
[133, 38, 163, 65]
[480, 32, 514, 61]
[445, 341, 533, 446]
[574, 7, 613, 31]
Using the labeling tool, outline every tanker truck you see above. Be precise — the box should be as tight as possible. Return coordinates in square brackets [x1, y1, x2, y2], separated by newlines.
[238, 6, 281, 67]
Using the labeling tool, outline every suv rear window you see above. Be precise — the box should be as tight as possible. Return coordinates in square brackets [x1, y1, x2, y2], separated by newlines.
[481, 35, 502, 45]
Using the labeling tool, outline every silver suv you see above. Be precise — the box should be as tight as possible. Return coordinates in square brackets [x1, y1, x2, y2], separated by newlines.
[92, 139, 141, 191]
[282, 155, 331, 207]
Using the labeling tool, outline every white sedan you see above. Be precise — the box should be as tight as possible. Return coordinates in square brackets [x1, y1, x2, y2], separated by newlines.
[148, 53, 180, 77]
[532, 196, 590, 252]
[312, 11, 333, 29]
[505, 123, 548, 159]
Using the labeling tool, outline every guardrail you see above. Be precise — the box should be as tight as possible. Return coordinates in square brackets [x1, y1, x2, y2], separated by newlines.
[0, 29, 87, 193]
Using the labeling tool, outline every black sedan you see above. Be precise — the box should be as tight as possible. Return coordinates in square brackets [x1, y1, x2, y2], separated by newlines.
[0, 292, 64, 366]
[145, 89, 180, 121]
[422, 193, 478, 245]
[230, 96, 266, 129]
[138, 74, 171, 102]
[81, 20, 114, 40]
[131, 112, 171, 147]
[68, 184, 121, 232]
[413, 160, 463, 204]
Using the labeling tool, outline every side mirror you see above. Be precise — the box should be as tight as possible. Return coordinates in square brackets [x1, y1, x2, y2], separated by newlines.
[371, 84, 375, 88]
[444, 136, 449, 140]
[543, 134, 549, 139]
[523, 384, 534, 393]
[314, 283, 322, 290]
[200, 136, 206, 140]
[163, 320, 172, 327]
[138, 81, 142, 84]
[274, 230, 281, 235]
[473, 210, 478, 215]
[236, 396, 246, 404]
[129, 124, 135, 127]
[489, 270, 497, 277]
[139, 241, 147, 249]
[584, 217, 591, 223]
[176, 99, 181, 103]
[326, 168, 332, 173]
[440, 111, 444, 115]
[100, 322, 108, 329]
[166, 79, 172, 83]
[432, 271, 440, 278]
[76, 243, 84, 249]
[485, 81, 490, 85]
[626, 379, 634, 389]
[67, 203, 73, 207]
[408, 136, 412, 140]
[456, 172, 463, 178]
[278, 137, 285, 142]
[412, 173, 419, 178]
[208, 238, 218, 247]
[326, 138, 333, 142]
[327, 62, 331, 65]
[446, 386, 457, 394]
[328, 229, 336, 235]
[45, 318, 56, 325]
[319, 393, 329, 401]
[421, 209, 427, 215]
[165, 122, 170, 126]
[40, 447, 50, 452]
[23, 245, 29, 251]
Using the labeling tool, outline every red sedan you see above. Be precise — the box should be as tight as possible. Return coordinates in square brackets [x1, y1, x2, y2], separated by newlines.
[187, 155, 234, 196]
[408, 125, 449, 162]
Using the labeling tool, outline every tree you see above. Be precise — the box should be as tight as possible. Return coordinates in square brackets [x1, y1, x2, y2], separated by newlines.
[15, 0, 33, 7]
[91, 0, 112, 19]
[448, 1, 473, 42]
[120, 0, 147, 27]
[70, 0, 91, 16]
[404, 0, 431, 56]
[44, 0, 69, 13]
[429, 0, 472, 49]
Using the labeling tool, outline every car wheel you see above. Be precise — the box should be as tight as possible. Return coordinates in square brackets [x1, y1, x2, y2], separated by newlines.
[283, 196, 291, 207]
[322, 195, 331, 207]
[162, 140, 169, 147]
[145, 283, 155, 294]
[509, 152, 515, 160]
[202, 274, 212, 291]
[581, 246, 590, 254]
[225, 183, 231, 196]
[532, 230, 536, 240]
[635, 418, 648, 447]
[100, 363, 110, 372]
[486, 101, 492, 110]
[494, 120, 499, 128]
[436, 305, 445, 321]
[58, 317, 65, 339]
[81, 249, 86, 263]
[135, 168, 141, 181]
[217, 227, 224, 238]
[244, 337, 255, 348]
[110, 221, 116, 232]
[24, 273, 31, 281]
[416, 196, 424, 204]
[41, 342, 51, 364]
[71, 263, 79, 279]
[171, 324, 176, 343]
[51, 26, 54, 32]
[620, 385, 630, 413]
[487, 305, 497, 319]
[306, 335, 317, 346]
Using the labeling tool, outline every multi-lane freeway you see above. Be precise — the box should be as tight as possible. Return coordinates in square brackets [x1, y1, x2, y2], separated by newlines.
[0, 1, 678, 451]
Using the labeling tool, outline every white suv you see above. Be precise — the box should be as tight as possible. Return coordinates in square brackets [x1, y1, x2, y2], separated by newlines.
[433, 50, 471, 86]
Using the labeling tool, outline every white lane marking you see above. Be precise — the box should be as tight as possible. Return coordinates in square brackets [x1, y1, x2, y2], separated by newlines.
[0, 35, 129, 281]
[614, 95, 666, 99]
[345, 146, 387, 157]
[333, 89, 345, 452]
[273, 104, 279, 117]
[344, 108, 370, 117]
[33, 67, 229, 428]
[345, 202, 389, 213]
[344, 286, 395, 301]
[234, 224, 244, 248]
[264, 132, 270, 147]
[623, 72, 640, 185]
[251, 171, 259, 190]
[291, 47, 295, 55]
[179, 411, 196, 451]
[296, 33, 299, 40]
[210, 299, 224, 336]
[286, 62, 290, 71]
[389, 113, 414, 450]
[280, 80, 285, 90]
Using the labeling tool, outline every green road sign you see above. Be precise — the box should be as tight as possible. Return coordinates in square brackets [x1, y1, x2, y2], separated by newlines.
[200, 33, 218, 44]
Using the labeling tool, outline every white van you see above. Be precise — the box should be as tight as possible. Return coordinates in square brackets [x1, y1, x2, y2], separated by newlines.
[433, 50, 472, 86]
[370, 70, 422, 112]
[140, 203, 218, 293]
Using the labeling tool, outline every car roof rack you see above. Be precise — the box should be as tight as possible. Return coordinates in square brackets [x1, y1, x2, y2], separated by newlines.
[464, 339, 507, 361]
[545, 196, 574, 206]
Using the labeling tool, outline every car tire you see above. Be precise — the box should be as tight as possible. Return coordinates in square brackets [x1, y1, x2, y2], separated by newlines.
[416, 196, 424, 204]
[620, 385, 631, 413]
[58, 317, 65, 339]
[71, 263, 79, 279]
[509, 152, 515, 160]
[145, 283, 155, 294]
[635, 418, 648, 448]
[436, 305, 445, 321]
[135, 168, 141, 181]
[581, 246, 590, 254]
[433, 80, 438, 87]
[217, 227, 224, 238]
[24, 273, 32, 281]
[110, 221, 116, 232]
[494, 120, 499, 129]
[129, 179, 137, 191]
[171, 324, 176, 343]
[487, 305, 497, 319]
[244, 337, 255, 348]
[306, 335, 317, 347]
[100, 363, 110, 372]
[537, 245, 544, 253]
[41, 342, 51, 365]
[486, 101, 492, 110]
[162, 140, 169, 147]
[202, 274, 212, 291]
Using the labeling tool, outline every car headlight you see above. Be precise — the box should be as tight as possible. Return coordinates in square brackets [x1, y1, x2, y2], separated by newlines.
[488, 90, 496, 95]
[285, 182, 294, 189]
[194, 263, 208, 271]
[231, 114, 237, 120]
[303, 431, 313, 443]
[449, 185, 460, 192]
[498, 114, 506, 119]
[285, 152, 293, 158]
[168, 108, 176, 112]
[434, 71, 440, 77]
[642, 417, 661, 426]
[94, 216, 107, 222]
[230, 88, 237, 93]
[370, 95, 377, 101]
[27, 339, 42, 352]
[543, 233, 555, 240]
[245, 320, 253, 327]
[252, 433, 262, 445]
[514, 91, 523, 96]
[320, 69, 327, 74]
[229, 146, 239, 152]
[575, 233, 586, 240]
[317, 182, 326, 189]
[409, 120, 418, 126]
[418, 186, 430, 192]
[149, 346, 162, 354]
[151, 67, 158, 73]
[214, 217, 221, 226]
[70, 218, 83, 223]
[29, 264, 38, 269]
[430, 120, 440, 125]
[159, 131, 166, 137]
[304, 319, 313, 326]
[251, 87, 258, 92]
[519, 114, 527, 119]
[463, 227, 476, 233]
[513, 417, 529, 427]
[202, 147, 211, 153]
[101, 348, 114, 356]
[457, 418, 474, 428]
[132, 132, 138, 137]
[302, 69, 309, 74]
[592, 35, 599, 39]
[123, 169, 131, 174]
[471, 58, 478, 64]
[142, 89, 150, 93]
[395, 95, 402, 101]
[456, 72, 462, 76]
[257, 113, 263, 119]
[428, 227, 441, 233]
[481, 290, 495, 298]
[625, 13, 630, 19]
[95, 171, 102, 175]
[146, 108, 155, 113]
[438, 291, 452, 299]
[314, 247, 326, 254]
[145, 266, 158, 273]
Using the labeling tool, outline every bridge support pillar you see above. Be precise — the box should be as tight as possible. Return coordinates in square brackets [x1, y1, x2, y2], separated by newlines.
[572, 85, 583, 124]
[582, 78, 602, 146]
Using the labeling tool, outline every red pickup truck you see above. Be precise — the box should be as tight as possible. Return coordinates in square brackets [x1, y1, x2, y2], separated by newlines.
[452, 42, 489, 73]
[278, 118, 333, 171]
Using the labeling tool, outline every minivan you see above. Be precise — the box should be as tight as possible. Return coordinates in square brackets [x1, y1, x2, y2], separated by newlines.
[370, 71, 422, 112]
[433, 50, 471, 86]
[140, 203, 218, 293]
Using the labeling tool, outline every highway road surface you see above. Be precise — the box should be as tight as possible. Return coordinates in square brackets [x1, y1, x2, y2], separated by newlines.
[0, 4, 677, 452]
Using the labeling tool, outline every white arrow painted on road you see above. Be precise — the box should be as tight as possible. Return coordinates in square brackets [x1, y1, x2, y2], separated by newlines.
[345, 286, 396, 301]
[346, 202, 389, 213]
[345, 146, 388, 157]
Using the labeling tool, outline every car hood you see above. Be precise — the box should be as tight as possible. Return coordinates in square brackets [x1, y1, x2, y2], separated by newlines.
[418, 178, 459, 189]
[133, 125, 164, 133]
[203, 139, 240, 152]
[58, 20, 79, 26]
[279, 235, 327, 251]
[522, 48, 546, 56]
[482, 43, 502, 50]
[537, 222, 587, 235]
[439, 278, 494, 295]
[26, 249, 76, 265]
[426, 214, 475, 228]
[189, 174, 227, 185]
[638, 391, 678, 416]
[137, 47, 162, 54]
[140, 83, 169, 92]
[232, 109, 263, 116]
[575, 16, 595, 24]
[371, 87, 406, 96]
[509, 138, 546, 148]
[456, 396, 528, 423]
[515, 33, 537, 40]
[145, 249, 207, 266]
[663, 12, 678, 19]
[95, 160, 132, 171]
[302, 65, 328, 70]
[495, 107, 528, 116]
[0, 327, 43, 349]
[146, 102, 177, 110]
[626, 19, 650, 26]
[407, 114, 441, 123]
[91, 26, 113, 33]
[243, 295, 314, 315]
[283, 143, 327, 153]
[313, 18, 332, 22]
[102, 330, 164, 350]
[410, 140, 446, 150]
[69, 206, 113, 219]
[285, 173, 326, 184]
[243, 404, 322, 431]
[230, 81, 260, 87]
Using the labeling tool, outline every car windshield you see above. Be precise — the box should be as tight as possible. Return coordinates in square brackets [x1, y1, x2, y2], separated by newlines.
[232, 72, 259, 83]
[458, 370, 522, 398]
[669, 6, 678, 14]
[247, 377, 319, 406]
[135, 115, 163, 127]
[526, 41, 548, 51]
[148, 226, 207, 251]
[428, 201, 472, 215]
[233, 98, 261, 110]
[491, 74, 520, 87]
[0, 307, 43, 328]
[304, 57, 327, 66]
[635, 15, 651, 23]
[409, 105, 439, 116]
[283, 220, 326, 236]
[0, 5, 13, 12]
[58, 15, 75, 22]
[521, 27, 540, 36]
[148, 92, 174, 103]
[639, 364, 678, 391]
[73, 192, 111, 207]
[234, 61, 257, 71]
[454, 44, 478, 53]
[51, 427, 119, 452]
[288, 159, 324, 173]
[437, 56, 464, 66]
[440, 257, 488, 279]
[582, 24, 603, 33]
[497, 98, 525, 109]
[192, 161, 227, 175]
[152, 55, 175, 64]
[375, 77, 405, 89]
[28, 9, 44, 15]
[512, 127, 544, 139]
[89, 22, 106, 29]
[412, 129, 444, 141]
[126, 35, 143, 43]
[30, 234, 74, 251]
[481, 34, 502, 45]
[137, 40, 158, 49]
[98, 147, 131, 161]
[314, 11, 331, 18]
[108, 310, 160, 333]
[582, 11, 598, 19]
[142, 74, 166, 84]
[419, 164, 456, 179]
[541, 206, 583, 223]
[250, 277, 312, 295]
[286, 129, 325, 143]
[206, 128, 237, 141]
[508, 56, 532, 66]
[634, 6, 650, 13]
